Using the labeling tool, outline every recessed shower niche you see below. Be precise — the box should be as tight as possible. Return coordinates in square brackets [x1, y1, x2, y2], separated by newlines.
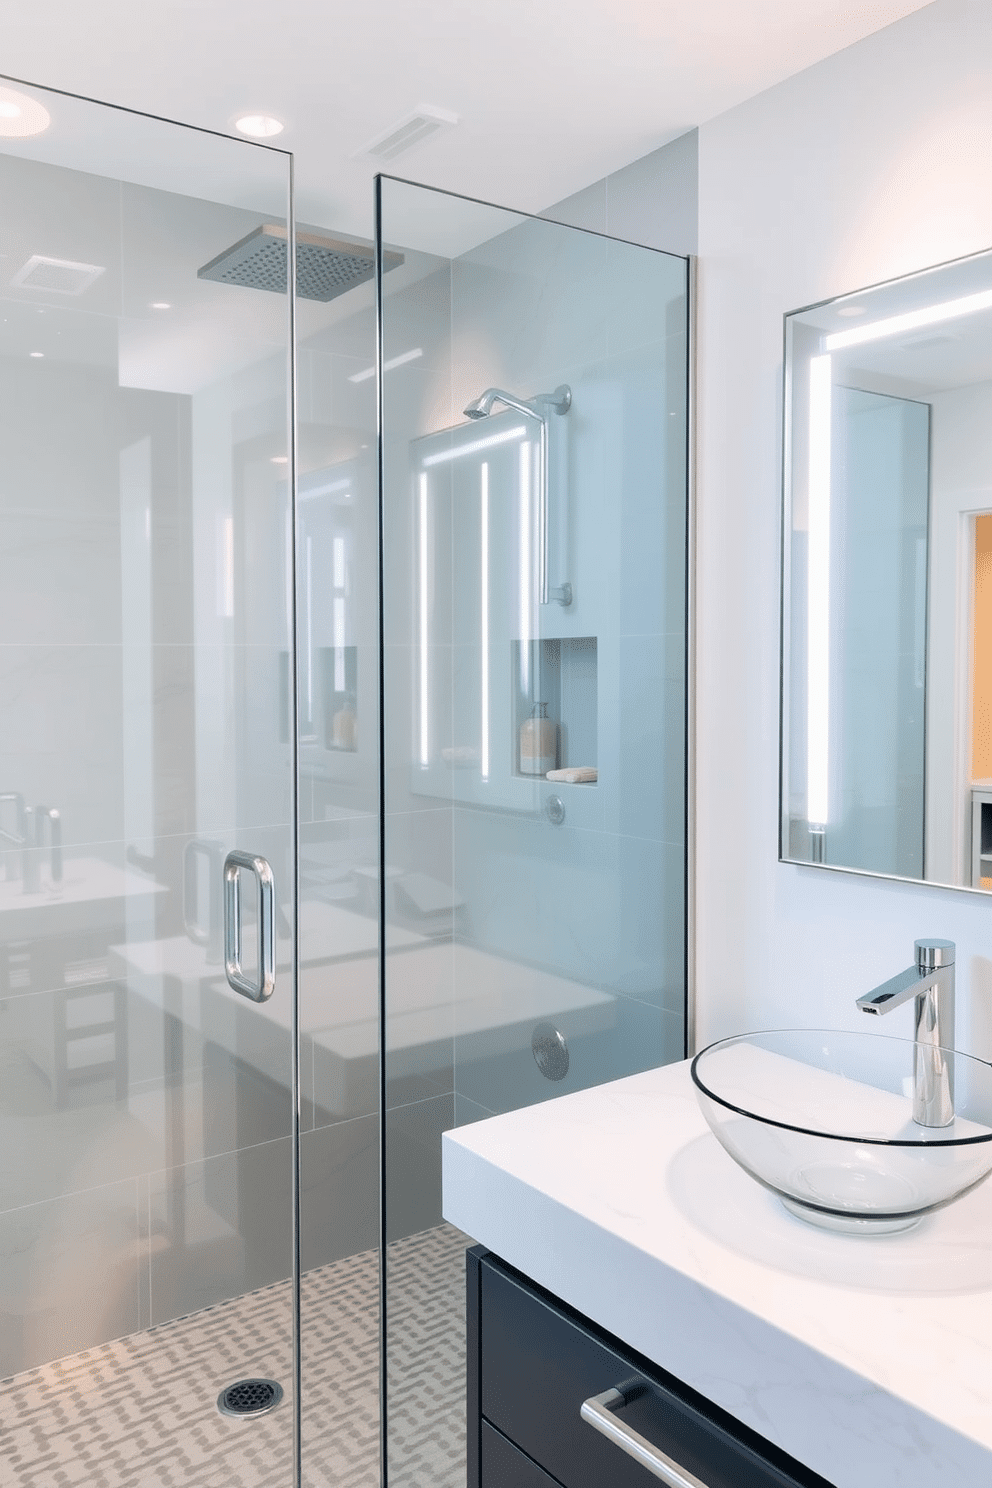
[512, 636, 598, 781]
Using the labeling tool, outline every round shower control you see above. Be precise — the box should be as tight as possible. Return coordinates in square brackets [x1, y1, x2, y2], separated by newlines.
[546, 794, 566, 826]
[532, 1022, 569, 1081]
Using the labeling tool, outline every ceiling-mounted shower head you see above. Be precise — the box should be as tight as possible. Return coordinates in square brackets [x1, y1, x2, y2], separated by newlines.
[462, 384, 571, 421]
[198, 225, 403, 303]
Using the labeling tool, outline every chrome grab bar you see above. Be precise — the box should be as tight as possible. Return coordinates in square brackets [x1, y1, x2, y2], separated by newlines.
[223, 850, 276, 1003]
[581, 1386, 712, 1488]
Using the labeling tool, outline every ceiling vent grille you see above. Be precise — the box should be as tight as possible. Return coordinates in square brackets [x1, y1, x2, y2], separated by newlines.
[361, 106, 458, 162]
[10, 255, 106, 296]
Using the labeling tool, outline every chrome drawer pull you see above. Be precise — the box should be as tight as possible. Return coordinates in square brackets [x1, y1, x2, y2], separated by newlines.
[223, 850, 276, 1003]
[581, 1387, 712, 1488]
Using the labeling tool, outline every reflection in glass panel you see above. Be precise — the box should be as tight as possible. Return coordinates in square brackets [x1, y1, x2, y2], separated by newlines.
[0, 77, 299, 1480]
[378, 178, 689, 1487]
[787, 359, 929, 877]
[783, 246, 992, 889]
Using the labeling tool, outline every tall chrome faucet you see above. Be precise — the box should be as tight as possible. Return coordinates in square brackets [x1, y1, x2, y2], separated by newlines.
[856, 939, 955, 1128]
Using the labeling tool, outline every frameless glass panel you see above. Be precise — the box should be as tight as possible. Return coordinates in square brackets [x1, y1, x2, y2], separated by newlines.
[0, 78, 296, 1482]
[291, 226, 382, 1486]
[377, 176, 689, 1487]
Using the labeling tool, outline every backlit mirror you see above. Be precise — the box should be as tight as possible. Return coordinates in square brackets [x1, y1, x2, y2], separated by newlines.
[782, 246, 992, 890]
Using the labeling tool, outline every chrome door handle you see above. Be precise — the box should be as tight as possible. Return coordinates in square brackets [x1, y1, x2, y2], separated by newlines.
[581, 1387, 712, 1488]
[223, 850, 276, 1003]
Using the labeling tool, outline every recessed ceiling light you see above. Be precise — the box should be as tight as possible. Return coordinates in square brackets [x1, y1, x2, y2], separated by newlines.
[0, 87, 50, 138]
[836, 305, 866, 318]
[150, 301, 171, 310]
[235, 114, 284, 139]
[270, 455, 288, 464]
[29, 351, 44, 358]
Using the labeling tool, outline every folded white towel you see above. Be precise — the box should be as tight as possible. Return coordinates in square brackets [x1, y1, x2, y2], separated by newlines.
[545, 766, 598, 784]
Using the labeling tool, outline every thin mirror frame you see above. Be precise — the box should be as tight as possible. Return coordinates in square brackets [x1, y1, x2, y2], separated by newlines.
[779, 242, 992, 897]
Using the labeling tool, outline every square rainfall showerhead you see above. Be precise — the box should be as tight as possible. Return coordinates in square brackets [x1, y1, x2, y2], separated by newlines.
[197, 225, 403, 302]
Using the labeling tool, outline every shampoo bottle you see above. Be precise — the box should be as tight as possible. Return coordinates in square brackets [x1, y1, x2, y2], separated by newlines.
[519, 701, 558, 777]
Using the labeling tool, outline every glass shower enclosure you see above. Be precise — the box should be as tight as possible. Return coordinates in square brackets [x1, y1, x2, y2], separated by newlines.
[0, 76, 690, 1488]
[375, 176, 689, 1488]
[0, 78, 307, 1486]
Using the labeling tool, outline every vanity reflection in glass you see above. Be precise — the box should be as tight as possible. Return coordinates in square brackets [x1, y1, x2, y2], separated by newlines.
[782, 246, 992, 888]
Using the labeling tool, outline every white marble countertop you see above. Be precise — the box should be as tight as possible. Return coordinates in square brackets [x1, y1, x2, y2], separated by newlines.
[442, 1059, 992, 1488]
[0, 856, 165, 937]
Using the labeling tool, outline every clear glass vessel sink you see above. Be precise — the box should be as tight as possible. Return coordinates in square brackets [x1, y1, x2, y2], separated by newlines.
[691, 1030, 992, 1234]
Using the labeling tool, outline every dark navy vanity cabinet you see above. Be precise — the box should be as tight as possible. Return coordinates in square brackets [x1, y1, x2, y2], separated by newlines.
[467, 1248, 835, 1488]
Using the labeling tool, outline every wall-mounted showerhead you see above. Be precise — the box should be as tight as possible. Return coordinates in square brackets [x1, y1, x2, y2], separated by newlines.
[462, 384, 571, 421]
[463, 390, 498, 419]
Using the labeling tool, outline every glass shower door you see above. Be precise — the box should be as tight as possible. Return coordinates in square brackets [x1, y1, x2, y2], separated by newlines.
[376, 177, 689, 1486]
[0, 79, 299, 1484]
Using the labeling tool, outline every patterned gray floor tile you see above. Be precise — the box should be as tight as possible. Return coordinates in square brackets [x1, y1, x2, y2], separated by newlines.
[0, 1224, 470, 1488]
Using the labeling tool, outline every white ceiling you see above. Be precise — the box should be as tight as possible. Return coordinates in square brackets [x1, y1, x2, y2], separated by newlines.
[2, 0, 934, 238]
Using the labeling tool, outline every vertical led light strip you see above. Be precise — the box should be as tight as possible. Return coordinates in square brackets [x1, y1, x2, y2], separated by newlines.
[419, 472, 429, 768]
[333, 535, 346, 692]
[305, 535, 313, 726]
[217, 514, 235, 618]
[519, 441, 532, 697]
[480, 462, 490, 781]
[807, 353, 832, 828]
[333, 597, 346, 691]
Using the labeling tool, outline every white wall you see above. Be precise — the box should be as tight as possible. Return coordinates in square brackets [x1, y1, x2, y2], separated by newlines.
[695, 0, 992, 1056]
[544, 129, 698, 257]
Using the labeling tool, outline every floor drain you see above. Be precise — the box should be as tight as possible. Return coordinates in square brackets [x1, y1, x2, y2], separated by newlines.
[216, 1378, 284, 1418]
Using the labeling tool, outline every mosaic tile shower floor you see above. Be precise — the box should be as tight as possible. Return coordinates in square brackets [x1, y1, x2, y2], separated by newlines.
[0, 1223, 469, 1488]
